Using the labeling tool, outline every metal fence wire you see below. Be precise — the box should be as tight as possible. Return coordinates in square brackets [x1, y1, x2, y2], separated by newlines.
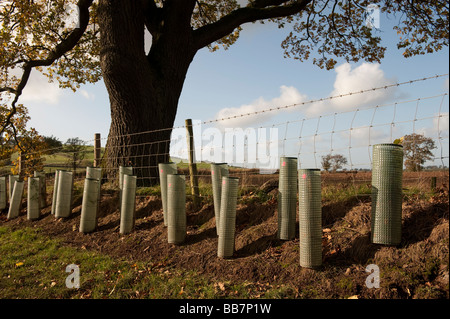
[1, 74, 449, 201]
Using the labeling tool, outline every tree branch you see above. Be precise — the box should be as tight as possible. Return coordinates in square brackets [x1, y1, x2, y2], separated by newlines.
[0, 0, 94, 138]
[193, 0, 312, 50]
[0, 87, 17, 94]
[142, 0, 163, 35]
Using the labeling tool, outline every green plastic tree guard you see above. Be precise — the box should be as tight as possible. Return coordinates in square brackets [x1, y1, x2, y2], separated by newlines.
[79, 178, 100, 233]
[8, 175, 19, 202]
[167, 174, 186, 244]
[119, 166, 133, 189]
[371, 143, 404, 245]
[7, 180, 24, 220]
[120, 174, 137, 234]
[86, 166, 102, 181]
[278, 157, 298, 240]
[34, 170, 46, 208]
[158, 162, 177, 226]
[27, 177, 41, 220]
[55, 170, 73, 219]
[51, 170, 61, 215]
[119, 166, 133, 204]
[217, 176, 239, 258]
[298, 168, 322, 268]
[86, 166, 102, 227]
[0, 176, 6, 210]
[211, 163, 229, 235]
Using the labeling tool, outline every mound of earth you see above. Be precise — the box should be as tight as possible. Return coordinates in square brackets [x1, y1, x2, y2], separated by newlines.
[1, 186, 448, 299]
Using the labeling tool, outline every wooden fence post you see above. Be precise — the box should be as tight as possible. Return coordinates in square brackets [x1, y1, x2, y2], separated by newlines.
[431, 176, 437, 191]
[94, 133, 101, 168]
[185, 119, 200, 209]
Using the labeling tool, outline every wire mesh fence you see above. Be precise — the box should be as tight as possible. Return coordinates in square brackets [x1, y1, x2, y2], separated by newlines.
[1, 74, 448, 204]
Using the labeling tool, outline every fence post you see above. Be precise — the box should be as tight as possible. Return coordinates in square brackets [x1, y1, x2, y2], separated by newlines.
[431, 176, 437, 191]
[185, 119, 200, 209]
[94, 133, 101, 168]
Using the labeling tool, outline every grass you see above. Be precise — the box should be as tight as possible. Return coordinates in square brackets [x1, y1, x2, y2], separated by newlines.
[0, 226, 294, 299]
[0, 226, 214, 298]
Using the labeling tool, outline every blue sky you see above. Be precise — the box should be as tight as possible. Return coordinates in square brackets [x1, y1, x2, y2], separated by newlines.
[21, 9, 449, 169]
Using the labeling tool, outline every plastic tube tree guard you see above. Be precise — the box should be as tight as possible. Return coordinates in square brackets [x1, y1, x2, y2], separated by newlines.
[278, 157, 298, 240]
[119, 166, 133, 190]
[217, 176, 239, 258]
[51, 170, 61, 215]
[8, 175, 19, 202]
[86, 166, 102, 225]
[34, 170, 46, 208]
[86, 166, 102, 198]
[55, 170, 73, 219]
[79, 178, 100, 233]
[0, 176, 6, 210]
[298, 168, 322, 268]
[167, 174, 186, 244]
[86, 166, 102, 181]
[7, 180, 24, 220]
[27, 177, 41, 220]
[119, 166, 133, 204]
[158, 162, 177, 226]
[371, 143, 404, 245]
[211, 163, 229, 235]
[120, 174, 137, 234]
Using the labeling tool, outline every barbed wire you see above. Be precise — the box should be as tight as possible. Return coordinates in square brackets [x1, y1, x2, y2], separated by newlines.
[1, 75, 448, 202]
[73, 73, 450, 143]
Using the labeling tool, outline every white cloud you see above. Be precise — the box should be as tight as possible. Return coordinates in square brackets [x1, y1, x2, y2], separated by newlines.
[303, 63, 401, 116]
[213, 62, 401, 129]
[79, 89, 95, 100]
[214, 85, 306, 129]
[444, 77, 449, 90]
[14, 69, 63, 105]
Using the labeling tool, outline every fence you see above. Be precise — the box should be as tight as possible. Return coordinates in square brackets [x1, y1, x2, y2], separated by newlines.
[1, 74, 449, 203]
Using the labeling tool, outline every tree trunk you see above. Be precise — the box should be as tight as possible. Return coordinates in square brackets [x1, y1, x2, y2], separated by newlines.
[98, 0, 196, 186]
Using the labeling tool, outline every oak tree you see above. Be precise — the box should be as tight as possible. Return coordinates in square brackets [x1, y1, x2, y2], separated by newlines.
[1, 0, 448, 185]
[321, 153, 348, 172]
[401, 133, 437, 171]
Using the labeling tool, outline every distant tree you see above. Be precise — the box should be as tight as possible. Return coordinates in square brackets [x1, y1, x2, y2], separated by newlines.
[63, 137, 86, 172]
[43, 135, 63, 154]
[401, 133, 436, 171]
[321, 153, 348, 172]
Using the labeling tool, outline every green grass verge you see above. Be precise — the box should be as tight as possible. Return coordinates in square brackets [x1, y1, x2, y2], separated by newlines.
[0, 226, 293, 299]
[0, 226, 223, 299]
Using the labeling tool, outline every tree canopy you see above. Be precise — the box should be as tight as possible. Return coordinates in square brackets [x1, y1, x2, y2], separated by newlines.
[402, 133, 437, 171]
[0, 0, 448, 181]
